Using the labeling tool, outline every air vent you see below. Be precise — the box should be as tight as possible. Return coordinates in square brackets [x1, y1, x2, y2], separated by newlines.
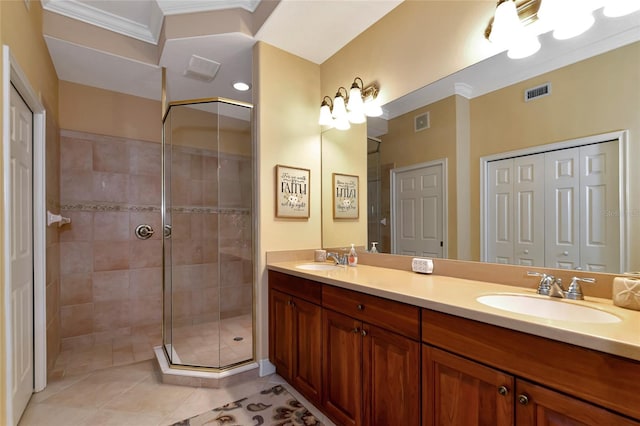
[525, 82, 551, 102]
[184, 55, 221, 82]
[414, 112, 430, 132]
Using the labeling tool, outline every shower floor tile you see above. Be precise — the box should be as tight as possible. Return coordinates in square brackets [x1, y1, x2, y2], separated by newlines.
[52, 314, 252, 377]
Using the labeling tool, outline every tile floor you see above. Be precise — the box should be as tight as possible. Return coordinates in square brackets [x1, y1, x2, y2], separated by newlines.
[19, 360, 336, 426]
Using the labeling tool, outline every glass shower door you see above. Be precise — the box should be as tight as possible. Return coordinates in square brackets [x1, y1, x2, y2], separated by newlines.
[162, 99, 254, 370]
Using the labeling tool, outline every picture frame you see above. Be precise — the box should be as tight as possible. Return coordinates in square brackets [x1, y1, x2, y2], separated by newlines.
[333, 173, 359, 219]
[275, 165, 310, 218]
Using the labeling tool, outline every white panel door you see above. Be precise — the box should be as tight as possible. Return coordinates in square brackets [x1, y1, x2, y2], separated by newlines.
[394, 163, 444, 257]
[487, 159, 514, 264]
[580, 141, 620, 272]
[10, 84, 34, 422]
[545, 148, 580, 269]
[513, 155, 545, 266]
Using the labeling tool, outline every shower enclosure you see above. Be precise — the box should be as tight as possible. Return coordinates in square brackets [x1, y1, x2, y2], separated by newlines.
[161, 98, 254, 371]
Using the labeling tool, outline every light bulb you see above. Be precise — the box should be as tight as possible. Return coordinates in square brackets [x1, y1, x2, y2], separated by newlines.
[318, 103, 333, 126]
[489, 0, 520, 50]
[334, 115, 351, 130]
[332, 93, 347, 120]
[347, 85, 364, 114]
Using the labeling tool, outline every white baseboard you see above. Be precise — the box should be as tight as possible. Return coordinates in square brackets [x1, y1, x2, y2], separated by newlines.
[259, 358, 276, 377]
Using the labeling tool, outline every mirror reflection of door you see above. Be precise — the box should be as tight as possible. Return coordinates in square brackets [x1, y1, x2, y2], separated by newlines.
[391, 160, 446, 257]
[485, 137, 621, 272]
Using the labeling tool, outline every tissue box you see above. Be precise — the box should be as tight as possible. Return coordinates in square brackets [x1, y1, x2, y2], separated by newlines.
[612, 277, 640, 311]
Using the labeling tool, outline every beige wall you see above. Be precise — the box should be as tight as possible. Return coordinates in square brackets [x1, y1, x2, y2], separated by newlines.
[60, 81, 161, 143]
[381, 96, 458, 258]
[469, 42, 640, 268]
[0, 0, 60, 418]
[321, 125, 368, 249]
[320, 1, 497, 106]
[255, 42, 322, 360]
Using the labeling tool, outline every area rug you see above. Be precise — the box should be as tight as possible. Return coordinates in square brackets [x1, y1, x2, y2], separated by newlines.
[170, 384, 324, 426]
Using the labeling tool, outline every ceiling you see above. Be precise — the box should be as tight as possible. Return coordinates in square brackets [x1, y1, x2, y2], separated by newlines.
[41, 0, 403, 105]
[41, 0, 640, 132]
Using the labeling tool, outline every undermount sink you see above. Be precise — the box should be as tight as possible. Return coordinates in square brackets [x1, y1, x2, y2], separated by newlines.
[477, 294, 621, 324]
[295, 263, 342, 271]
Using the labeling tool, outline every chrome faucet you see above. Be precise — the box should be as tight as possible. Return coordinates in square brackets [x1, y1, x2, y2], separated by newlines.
[327, 252, 348, 266]
[527, 272, 595, 300]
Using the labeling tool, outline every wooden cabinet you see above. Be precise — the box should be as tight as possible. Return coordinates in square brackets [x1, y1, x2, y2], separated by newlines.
[515, 380, 639, 426]
[268, 269, 640, 426]
[322, 309, 363, 426]
[422, 308, 640, 425]
[422, 345, 640, 426]
[322, 286, 421, 426]
[422, 345, 514, 426]
[268, 271, 322, 405]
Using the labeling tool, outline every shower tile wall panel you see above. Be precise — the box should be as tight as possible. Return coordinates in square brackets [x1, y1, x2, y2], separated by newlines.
[59, 130, 162, 358]
[170, 145, 252, 326]
[58, 130, 252, 361]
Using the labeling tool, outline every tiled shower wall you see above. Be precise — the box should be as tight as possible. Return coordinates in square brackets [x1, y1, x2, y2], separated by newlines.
[58, 129, 252, 368]
[58, 130, 163, 363]
[169, 145, 252, 329]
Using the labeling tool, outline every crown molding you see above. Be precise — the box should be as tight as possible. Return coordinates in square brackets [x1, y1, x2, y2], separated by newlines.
[42, 0, 163, 44]
[157, 0, 261, 15]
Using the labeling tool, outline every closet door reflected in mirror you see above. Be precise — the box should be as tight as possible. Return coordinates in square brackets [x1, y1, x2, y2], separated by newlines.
[485, 138, 620, 272]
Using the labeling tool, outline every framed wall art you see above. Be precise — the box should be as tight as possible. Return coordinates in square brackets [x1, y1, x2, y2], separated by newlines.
[275, 164, 310, 218]
[333, 173, 359, 219]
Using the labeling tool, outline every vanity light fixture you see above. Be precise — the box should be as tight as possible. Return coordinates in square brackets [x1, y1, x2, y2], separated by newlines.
[485, 0, 632, 59]
[490, 0, 540, 58]
[487, 0, 540, 59]
[537, 0, 594, 40]
[318, 77, 382, 130]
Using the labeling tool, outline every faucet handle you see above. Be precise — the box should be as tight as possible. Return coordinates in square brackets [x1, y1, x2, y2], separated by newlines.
[527, 271, 553, 295]
[565, 277, 596, 300]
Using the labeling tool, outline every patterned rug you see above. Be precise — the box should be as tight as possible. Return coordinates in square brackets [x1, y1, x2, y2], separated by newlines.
[170, 385, 324, 426]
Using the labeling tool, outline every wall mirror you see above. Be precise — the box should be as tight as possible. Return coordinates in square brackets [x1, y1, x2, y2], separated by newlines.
[321, 9, 639, 274]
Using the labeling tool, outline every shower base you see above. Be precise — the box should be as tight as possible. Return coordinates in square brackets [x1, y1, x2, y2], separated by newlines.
[154, 346, 259, 388]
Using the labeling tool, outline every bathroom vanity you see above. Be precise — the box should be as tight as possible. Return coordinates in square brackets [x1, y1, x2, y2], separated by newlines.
[267, 261, 640, 426]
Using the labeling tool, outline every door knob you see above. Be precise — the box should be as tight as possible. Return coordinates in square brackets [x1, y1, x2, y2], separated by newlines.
[497, 386, 509, 396]
[518, 394, 529, 405]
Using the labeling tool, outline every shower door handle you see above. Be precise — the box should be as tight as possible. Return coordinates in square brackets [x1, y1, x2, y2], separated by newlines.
[163, 224, 172, 238]
[135, 224, 154, 240]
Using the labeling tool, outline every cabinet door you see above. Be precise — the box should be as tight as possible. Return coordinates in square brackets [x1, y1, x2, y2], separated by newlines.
[422, 345, 514, 426]
[269, 289, 293, 380]
[516, 380, 639, 426]
[322, 309, 363, 426]
[363, 324, 420, 426]
[292, 297, 322, 406]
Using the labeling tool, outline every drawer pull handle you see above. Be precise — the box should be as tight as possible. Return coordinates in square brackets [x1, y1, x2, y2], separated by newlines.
[497, 386, 509, 396]
[518, 394, 529, 405]
[361, 329, 368, 337]
[357, 304, 364, 311]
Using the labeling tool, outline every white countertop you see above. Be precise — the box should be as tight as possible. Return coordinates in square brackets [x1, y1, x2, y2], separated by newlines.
[268, 261, 640, 361]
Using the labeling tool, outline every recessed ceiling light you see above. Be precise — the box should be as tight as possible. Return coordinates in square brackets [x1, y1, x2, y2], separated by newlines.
[233, 81, 251, 91]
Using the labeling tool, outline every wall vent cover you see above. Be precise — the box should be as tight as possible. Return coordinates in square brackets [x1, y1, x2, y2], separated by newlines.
[525, 82, 551, 102]
[414, 112, 430, 132]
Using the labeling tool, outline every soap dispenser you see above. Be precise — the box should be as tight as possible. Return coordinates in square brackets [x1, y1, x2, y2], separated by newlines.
[348, 243, 358, 266]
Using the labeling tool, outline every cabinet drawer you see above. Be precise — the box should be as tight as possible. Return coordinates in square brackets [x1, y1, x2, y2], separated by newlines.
[268, 270, 322, 305]
[323, 285, 420, 340]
